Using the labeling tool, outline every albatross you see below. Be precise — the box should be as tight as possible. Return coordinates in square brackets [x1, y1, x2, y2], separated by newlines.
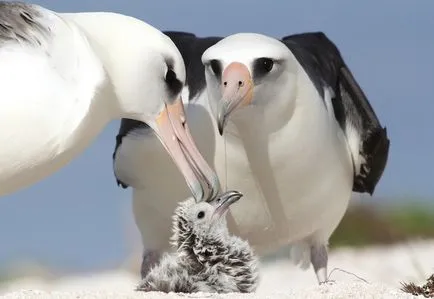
[137, 190, 259, 294]
[0, 2, 219, 202]
[113, 31, 390, 283]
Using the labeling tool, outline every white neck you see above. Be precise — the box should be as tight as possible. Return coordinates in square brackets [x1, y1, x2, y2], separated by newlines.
[60, 12, 158, 119]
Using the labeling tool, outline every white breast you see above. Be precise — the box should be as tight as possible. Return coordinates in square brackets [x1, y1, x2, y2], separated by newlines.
[118, 83, 354, 256]
[115, 91, 217, 250]
[0, 9, 107, 196]
[212, 87, 354, 254]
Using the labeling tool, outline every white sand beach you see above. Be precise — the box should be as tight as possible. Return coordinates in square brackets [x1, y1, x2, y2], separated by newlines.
[1, 240, 432, 298]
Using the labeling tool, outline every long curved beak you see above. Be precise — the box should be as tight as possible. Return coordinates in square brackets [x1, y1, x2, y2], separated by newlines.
[217, 62, 254, 135]
[152, 97, 220, 202]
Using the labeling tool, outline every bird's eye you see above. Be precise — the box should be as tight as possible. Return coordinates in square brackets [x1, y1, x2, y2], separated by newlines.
[260, 58, 274, 73]
[165, 68, 177, 84]
[209, 60, 222, 78]
[165, 67, 183, 96]
[197, 211, 205, 219]
[253, 57, 274, 78]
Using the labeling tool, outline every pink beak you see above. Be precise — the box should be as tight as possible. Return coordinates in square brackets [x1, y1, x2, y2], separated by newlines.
[217, 62, 254, 135]
[153, 97, 220, 202]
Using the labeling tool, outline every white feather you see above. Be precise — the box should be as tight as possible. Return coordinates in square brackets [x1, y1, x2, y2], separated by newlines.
[0, 4, 186, 196]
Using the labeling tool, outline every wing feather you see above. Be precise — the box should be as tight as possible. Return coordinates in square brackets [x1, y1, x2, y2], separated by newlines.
[282, 32, 390, 194]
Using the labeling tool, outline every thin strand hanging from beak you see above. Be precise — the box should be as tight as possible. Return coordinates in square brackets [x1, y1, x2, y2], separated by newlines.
[224, 133, 228, 192]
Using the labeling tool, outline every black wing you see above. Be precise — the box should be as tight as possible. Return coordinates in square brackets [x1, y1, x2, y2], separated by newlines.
[112, 119, 148, 188]
[112, 32, 223, 188]
[281, 32, 390, 195]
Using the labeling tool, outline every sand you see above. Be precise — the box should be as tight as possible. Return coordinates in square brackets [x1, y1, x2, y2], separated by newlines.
[0, 283, 415, 299]
[1, 240, 433, 298]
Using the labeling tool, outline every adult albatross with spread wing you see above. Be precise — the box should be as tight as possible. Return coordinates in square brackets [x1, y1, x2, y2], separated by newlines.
[113, 31, 390, 283]
[0, 2, 219, 202]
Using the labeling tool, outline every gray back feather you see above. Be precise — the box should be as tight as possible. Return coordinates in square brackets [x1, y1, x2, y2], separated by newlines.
[0, 2, 50, 47]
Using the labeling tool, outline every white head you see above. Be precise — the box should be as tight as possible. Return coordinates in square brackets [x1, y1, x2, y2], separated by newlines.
[74, 13, 220, 201]
[171, 190, 243, 250]
[201, 33, 300, 134]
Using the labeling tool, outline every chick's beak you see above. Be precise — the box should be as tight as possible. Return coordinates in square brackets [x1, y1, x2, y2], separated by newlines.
[217, 62, 254, 135]
[211, 190, 243, 217]
[152, 97, 220, 202]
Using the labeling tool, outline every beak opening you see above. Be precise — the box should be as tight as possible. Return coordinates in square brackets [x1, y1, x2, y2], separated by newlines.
[152, 98, 220, 202]
[211, 190, 243, 217]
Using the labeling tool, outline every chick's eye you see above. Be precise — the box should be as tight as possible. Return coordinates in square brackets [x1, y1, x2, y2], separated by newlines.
[197, 211, 205, 219]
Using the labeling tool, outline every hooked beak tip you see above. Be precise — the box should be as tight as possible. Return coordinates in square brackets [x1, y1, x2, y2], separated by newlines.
[217, 105, 228, 136]
[213, 190, 243, 216]
[218, 121, 225, 136]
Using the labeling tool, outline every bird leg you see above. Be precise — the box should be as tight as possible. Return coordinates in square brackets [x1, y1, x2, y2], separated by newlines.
[141, 249, 162, 279]
[310, 244, 334, 285]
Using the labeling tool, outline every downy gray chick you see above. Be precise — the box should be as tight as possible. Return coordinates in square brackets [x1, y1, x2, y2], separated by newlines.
[136, 190, 259, 293]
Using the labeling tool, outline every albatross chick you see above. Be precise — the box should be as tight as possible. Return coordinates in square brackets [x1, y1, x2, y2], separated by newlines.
[136, 190, 259, 293]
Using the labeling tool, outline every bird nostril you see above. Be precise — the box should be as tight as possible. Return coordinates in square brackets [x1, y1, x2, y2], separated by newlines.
[223, 81, 228, 87]
[238, 81, 244, 87]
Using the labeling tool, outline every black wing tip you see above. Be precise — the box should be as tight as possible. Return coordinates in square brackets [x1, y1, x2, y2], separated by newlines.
[163, 31, 197, 38]
[281, 31, 327, 41]
[112, 147, 130, 189]
[353, 126, 390, 195]
[113, 120, 143, 190]
[116, 179, 130, 189]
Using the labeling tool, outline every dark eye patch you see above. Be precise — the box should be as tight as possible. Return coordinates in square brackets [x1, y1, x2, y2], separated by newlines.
[165, 66, 183, 97]
[197, 211, 205, 219]
[209, 59, 222, 79]
[253, 57, 274, 80]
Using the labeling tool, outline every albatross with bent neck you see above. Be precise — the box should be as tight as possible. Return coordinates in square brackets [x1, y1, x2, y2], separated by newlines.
[0, 2, 219, 201]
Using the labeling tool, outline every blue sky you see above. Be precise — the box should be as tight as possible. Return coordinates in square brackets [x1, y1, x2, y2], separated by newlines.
[0, 0, 433, 273]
